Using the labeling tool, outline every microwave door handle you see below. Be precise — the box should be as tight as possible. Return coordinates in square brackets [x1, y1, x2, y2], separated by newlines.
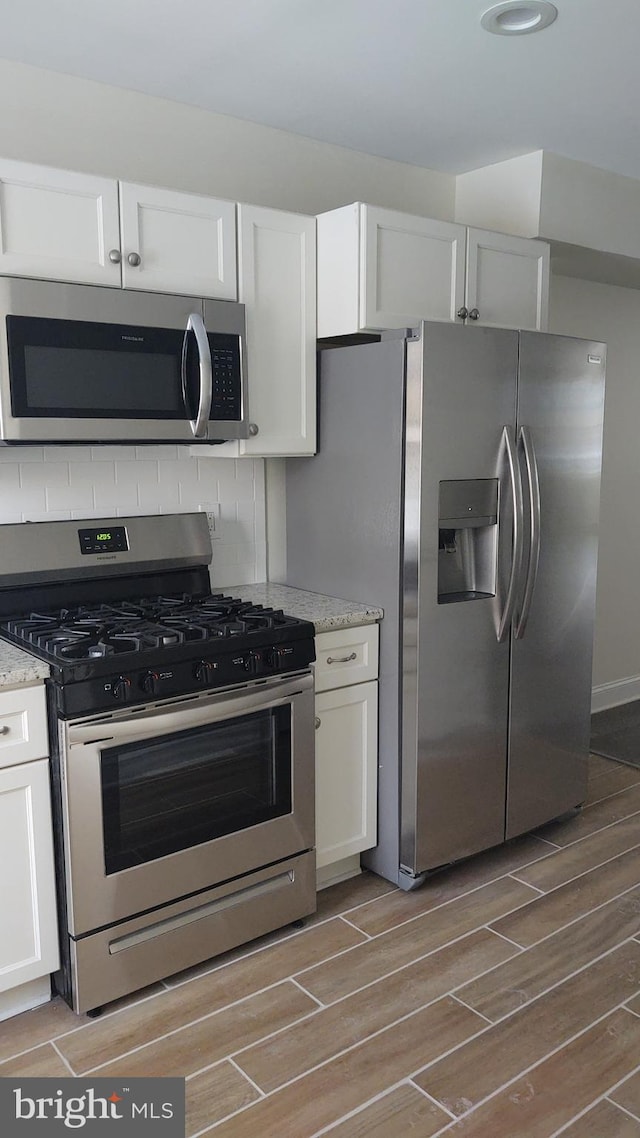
[181, 312, 212, 439]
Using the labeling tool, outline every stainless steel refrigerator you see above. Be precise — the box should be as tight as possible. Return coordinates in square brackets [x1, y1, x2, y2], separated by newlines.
[286, 322, 606, 888]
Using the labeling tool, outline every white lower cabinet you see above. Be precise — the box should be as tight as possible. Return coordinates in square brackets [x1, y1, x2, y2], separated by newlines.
[313, 625, 379, 885]
[0, 685, 58, 1021]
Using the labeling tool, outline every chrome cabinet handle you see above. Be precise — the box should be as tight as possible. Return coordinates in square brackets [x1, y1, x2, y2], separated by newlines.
[181, 312, 213, 440]
[0, 725, 10, 735]
[127, 252, 141, 267]
[108, 249, 122, 264]
[456, 306, 468, 320]
[514, 425, 541, 640]
[468, 307, 480, 320]
[326, 652, 357, 665]
[314, 716, 321, 730]
[496, 425, 524, 643]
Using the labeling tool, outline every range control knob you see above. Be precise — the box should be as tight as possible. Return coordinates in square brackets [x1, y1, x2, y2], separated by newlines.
[244, 650, 262, 676]
[112, 676, 132, 702]
[267, 646, 289, 670]
[140, 670, 161, 696]
[195, 660, 217, 685]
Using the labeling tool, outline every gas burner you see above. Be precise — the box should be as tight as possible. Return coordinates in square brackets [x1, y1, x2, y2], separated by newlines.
[1, 592, 311, 665]
[58, 637, 141, 660]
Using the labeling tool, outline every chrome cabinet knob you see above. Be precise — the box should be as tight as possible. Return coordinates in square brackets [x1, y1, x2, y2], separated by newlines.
[456, 306, 468, 320]
[108, 249, 122, 264]
[468, 308, 480, 320]
[248, 423, 259, 437]
[314, 716, 321, 730]
[0, 725, 10, 735]
[127, 252, 142, 267]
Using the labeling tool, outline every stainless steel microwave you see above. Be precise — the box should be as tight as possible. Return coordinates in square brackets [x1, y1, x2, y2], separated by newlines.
[0, 276, 250, 444]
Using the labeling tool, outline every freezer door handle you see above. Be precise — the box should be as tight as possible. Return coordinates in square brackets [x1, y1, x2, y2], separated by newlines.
[497, 425, 524, 642]
[514, 424, 541, 639]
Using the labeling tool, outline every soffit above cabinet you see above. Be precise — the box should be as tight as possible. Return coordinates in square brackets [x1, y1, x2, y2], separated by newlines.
[456, 151, 640, 287]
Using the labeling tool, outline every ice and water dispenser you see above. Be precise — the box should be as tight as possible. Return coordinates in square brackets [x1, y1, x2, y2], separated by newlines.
[438, 479, 498, 603]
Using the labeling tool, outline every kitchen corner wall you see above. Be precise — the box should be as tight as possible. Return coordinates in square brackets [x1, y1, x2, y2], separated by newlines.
[0, 446, 266, 588]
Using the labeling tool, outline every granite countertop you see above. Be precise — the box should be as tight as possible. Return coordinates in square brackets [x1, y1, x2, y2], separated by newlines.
[226, 582, 383, 634]
[0, 640, 50, 689]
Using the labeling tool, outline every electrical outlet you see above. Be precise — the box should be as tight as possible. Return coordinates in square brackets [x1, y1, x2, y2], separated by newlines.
[200, 504, 220, 542]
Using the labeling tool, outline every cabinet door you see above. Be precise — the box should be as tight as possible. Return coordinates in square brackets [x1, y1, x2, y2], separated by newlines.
[0, 683, 49, 769]
[0, 759, 59, 993]
[235, 204, 316, 456]
[361, 205, 466, 329]
[465, 228, 550, 331]
[0, 158, 121, 286]
[119, 182, 237, 299]
[315, 681, 378, 869]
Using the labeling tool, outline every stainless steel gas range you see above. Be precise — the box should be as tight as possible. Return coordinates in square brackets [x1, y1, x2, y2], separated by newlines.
[0, 512, 316, 1015]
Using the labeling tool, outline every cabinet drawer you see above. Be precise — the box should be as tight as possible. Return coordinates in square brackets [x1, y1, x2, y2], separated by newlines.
[0, 685, 49, 769]
[314, 625, 379, 693]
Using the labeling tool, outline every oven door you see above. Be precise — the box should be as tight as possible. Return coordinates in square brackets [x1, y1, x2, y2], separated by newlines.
[59, 672, 315, 936]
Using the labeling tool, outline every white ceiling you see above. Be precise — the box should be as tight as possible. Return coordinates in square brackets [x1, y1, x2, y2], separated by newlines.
[3, 0, 640, 180]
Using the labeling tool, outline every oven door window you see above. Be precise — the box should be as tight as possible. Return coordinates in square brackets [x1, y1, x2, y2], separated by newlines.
[101, 706, 292, 874]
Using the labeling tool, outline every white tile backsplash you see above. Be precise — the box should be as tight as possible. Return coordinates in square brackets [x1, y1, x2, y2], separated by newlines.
[0, 448, 266, 588]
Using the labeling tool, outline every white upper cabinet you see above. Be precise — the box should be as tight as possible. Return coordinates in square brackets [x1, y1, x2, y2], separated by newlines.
[317, 202, 550, 336]
[361, 205, 466, 329]
[119, 182, 237, 299]
[0, 158, 121, 286]
[211, 204, 316, 457]
[0, 158, 237, 299]
[465, 227, 549, 331]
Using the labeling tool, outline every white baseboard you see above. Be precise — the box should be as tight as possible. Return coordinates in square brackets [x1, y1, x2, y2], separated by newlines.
[316, 854, 362, 891]
[0, 975, 52, 1023]
[592, 674, 640, 713]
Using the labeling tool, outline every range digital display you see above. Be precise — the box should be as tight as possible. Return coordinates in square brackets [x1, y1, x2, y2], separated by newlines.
[78, 526, 128, 555]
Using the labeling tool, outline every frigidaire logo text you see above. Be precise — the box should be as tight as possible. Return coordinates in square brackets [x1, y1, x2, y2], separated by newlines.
[121, 335, 144, 342]
[2, 1077, 185, 1134]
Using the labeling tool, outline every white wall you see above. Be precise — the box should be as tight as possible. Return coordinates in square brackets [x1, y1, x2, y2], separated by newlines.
[549, 274, 640, 705]
[0, 446, 266, 589]
[0, 60, 454, 218]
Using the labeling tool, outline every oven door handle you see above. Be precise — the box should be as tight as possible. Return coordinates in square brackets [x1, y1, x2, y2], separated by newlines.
[67, 673, 314, 746]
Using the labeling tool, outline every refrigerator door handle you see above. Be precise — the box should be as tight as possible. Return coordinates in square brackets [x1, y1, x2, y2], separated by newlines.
[497, 424, 524, 642]
[514, 424, 541, 639]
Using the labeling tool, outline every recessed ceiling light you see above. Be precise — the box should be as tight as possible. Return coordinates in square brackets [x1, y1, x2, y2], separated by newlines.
[481, 1, 558, 36]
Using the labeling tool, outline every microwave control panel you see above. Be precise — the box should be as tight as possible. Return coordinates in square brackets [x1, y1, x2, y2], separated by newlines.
[209, 337, 242, 421]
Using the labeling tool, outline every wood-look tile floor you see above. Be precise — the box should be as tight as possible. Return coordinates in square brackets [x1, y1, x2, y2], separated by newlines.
[3, 754, 640, 1137]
